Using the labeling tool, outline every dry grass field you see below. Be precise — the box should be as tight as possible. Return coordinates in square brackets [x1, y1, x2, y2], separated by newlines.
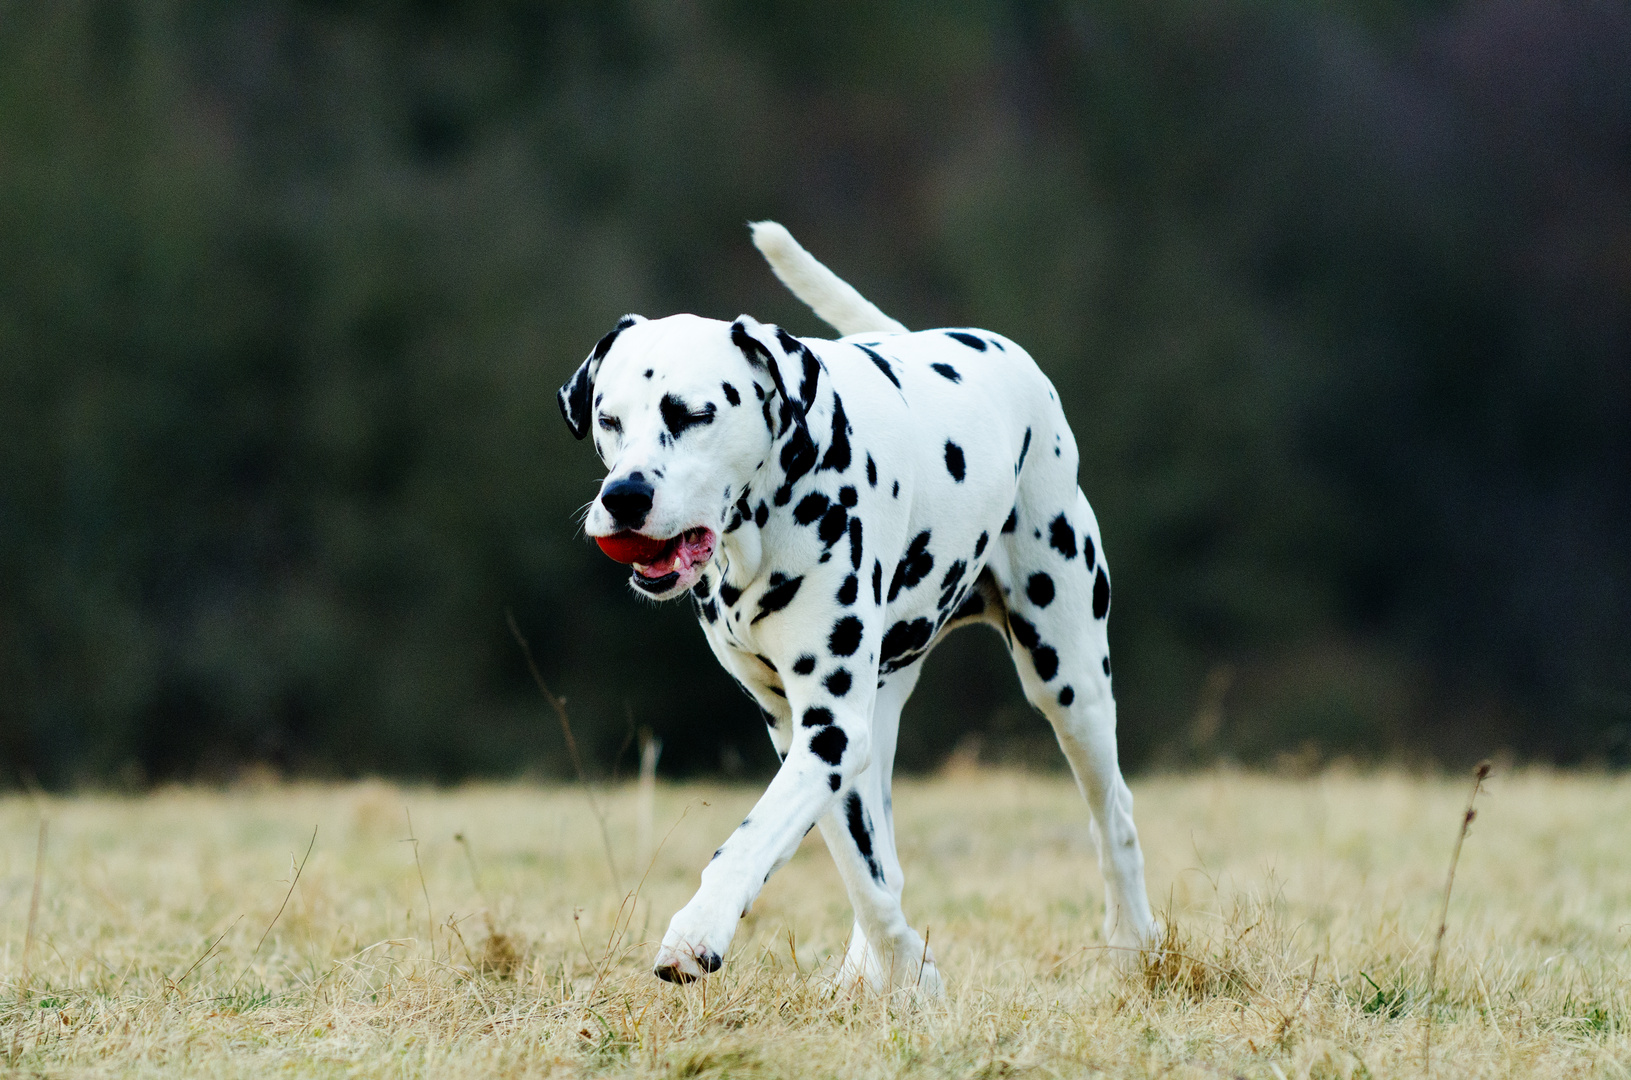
[1, 767, 1626, 1078]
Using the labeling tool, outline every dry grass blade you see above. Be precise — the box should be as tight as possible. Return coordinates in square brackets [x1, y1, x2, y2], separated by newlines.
[403, 808, 437, 961]
[168, 915, 244, 993]
[231, 826, 316, 990]
[507, 608, 621, 891]
[19, 819, 46, 997]
[1139, 919, 1262, 1005]
[1424, 759, 1493, 1076]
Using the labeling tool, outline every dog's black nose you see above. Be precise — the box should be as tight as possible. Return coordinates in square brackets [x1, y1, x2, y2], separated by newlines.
[601, 472, 654, 528]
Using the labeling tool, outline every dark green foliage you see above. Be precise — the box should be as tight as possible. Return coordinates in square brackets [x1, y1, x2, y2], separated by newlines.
[1, 0, 1627, 783]
[1358, 972, 1413, 1020]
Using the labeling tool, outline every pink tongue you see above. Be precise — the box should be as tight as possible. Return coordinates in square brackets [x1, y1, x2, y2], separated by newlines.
[642, 531, 711, 577]
[643, 545, 683, 575]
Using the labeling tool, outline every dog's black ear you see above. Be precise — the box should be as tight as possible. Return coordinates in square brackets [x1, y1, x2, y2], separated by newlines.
[559, 315, 643, 439]
[731, 315, 819, 438]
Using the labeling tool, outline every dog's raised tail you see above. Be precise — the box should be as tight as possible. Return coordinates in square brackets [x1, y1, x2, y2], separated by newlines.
[750, 221, 908, 337]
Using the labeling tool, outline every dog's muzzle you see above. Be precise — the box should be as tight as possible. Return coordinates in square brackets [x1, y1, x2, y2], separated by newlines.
[596, 527, 717, 596]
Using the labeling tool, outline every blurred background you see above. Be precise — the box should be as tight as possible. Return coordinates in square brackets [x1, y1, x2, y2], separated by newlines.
[2, 0, 1628, 787]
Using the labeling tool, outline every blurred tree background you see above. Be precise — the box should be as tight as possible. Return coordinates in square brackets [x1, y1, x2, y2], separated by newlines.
[1, 0, 1627, 786]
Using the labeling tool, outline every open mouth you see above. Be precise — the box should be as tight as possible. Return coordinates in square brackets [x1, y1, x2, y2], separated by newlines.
[596, 527, 716, 594]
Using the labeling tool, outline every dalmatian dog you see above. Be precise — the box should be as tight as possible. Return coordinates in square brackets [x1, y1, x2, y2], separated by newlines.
[557, 222, 1156, 993]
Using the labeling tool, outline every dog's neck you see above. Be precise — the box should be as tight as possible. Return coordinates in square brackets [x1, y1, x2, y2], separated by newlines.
[717, 519, 764, 588]
[714, 377, 836, 592]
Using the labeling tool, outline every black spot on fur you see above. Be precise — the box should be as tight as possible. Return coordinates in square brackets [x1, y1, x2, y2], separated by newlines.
[1002, 508, 1018, 534]
[838, 486, 857, 508]
[802, 706, 833, 728]
[857, 345, 901, 389]
[819, 394, 851, 472]
[1093, 567, 1111, 619]
[879, 618, 935, 673]
[768, 685, 786, 697]
[793, 654, 816, 676]
[825, 669, 852, 697]
[721, 381, 740, 406]
[700, 599, 718, 624]
[1103, 655, 1112, 676]
[1016, 427, 1031, 476]
[1083, 534, 1096, 571]
[755, 653, 777, 672]
[938, 559, 968, 610]
[871, 560, 882, 605]
[1026, 572, 1055, 607]
[1009, 613, 1057, 681]
[829, 616, 863, 656]
[794, 492, 829, 525]
[887, 531, 935, 602]
[891, 480, 899, 498]
[773, 423, 818, 506]
[719, 582, 742, 607]
[931, 362, 961, 382]
[944, 441, 965, 482]
[974, 531, 989, 557]
[1049, 515, 1077, 559]
[818, 506, 848, 547]
[866, 454, 877, 487]
[753, 573, 804, 624]
[1058, 686, 1074, 706]
[946, 331, 987, 350]
[1032, 646, 1059, 681]
[797, 345, 821, 406]
[694, 576, 711, 599]
[845, 792, 885, 884]
[848, 518, 863, 569]
[837, 574, 858, 606]
[810, 725, 847, 765]
[829, 773, 842, 791]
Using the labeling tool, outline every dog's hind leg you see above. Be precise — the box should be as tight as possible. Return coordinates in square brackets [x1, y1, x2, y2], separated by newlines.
[819, 666, 943, 994]
[992, 486, 1157, 956]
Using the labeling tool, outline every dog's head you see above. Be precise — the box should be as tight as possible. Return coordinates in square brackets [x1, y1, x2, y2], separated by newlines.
[560, 313, 811, 599]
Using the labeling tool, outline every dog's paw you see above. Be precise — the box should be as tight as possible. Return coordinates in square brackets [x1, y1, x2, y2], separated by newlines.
[1106, 914, 1164, 971]
[652, 942, 723, 984]
[652, 899, 740, 984]
[911, 957, 946, 998]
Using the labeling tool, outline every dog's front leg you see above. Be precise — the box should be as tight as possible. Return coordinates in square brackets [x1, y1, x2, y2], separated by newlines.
[653, 705, 871, 983]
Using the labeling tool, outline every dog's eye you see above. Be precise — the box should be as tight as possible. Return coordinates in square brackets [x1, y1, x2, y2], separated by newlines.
[598, 416, 622, 433]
